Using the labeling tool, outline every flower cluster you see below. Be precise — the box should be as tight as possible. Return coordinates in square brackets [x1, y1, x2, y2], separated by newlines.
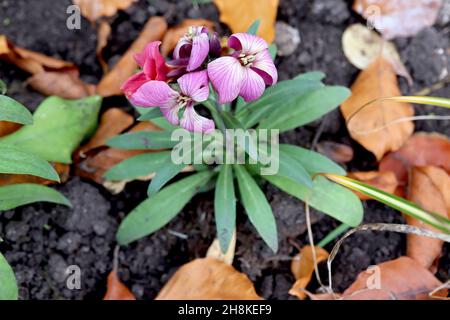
[122, 26, 278, 133]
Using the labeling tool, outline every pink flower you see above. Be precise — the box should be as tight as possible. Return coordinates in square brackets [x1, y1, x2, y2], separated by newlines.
[121, 41, 169, 98]
[207, 33, 278, 104]
[173, 26, 210, 72]
[129, 71, 215, 133]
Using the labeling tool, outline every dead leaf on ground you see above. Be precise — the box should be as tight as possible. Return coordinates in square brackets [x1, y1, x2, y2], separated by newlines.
[161, 19, 215, 56]
[206, 230, 237, 265]
[0, 163, 70, 187]
[96, 17, 167, 97]
[0, 35, 92, 98]
[353, 0, 442, 39]
[0, 121, 21, 137]
[341, 56, 414, 161]
[156, 258, 262, 300]
[342, 256, 446, 300]
[348, 171, 399, 200]
[214, 0, 279, 43]
[73, 0, 137, 24]
[342, 24, 412, 84]
[406, 166, 450, 271]
[288, 245, 329, 300]
[380, 132, 450, 195]
[316, 141, 354, 164]
[96, 20, 112, 73]
[103, 270, 136, 300]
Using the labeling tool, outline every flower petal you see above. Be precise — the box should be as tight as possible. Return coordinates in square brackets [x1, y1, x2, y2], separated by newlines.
[121, 71, 148, 98]
[129, 80, 178, 107]
[187, 33, 210, 71]
[134, 41, 168, 81]
[173, 38, 192, 60]
[239, 68, 266, 102]
[178, 70, 209, 102]
[207, 57, 245, 104]
[228, 33, 268, 54]
[252, 49, 278, 85]
[180, 105, 215, 133]
[160, 101, 182, 125]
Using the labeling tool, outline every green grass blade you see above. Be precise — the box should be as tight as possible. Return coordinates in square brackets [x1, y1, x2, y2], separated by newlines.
[0, 252, 18, 300]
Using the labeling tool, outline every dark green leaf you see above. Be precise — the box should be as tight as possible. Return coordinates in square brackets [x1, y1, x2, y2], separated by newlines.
[265, 175, 363, 227]
[247, 19, 261, 35]
[0, 145, 60, 181]
[137, 108, 164, 121]
[116, 171, 214, 245]
[147, 160, 185, 196]
[0, 184, 71, 211]
[214, 165, 236, 253]
[234, 165, 278, 252]
[104, 151, 171, 181]
[0, 252, 17, 300]
[259, 86, 351, 132]
[0, 96, 102, 163]
[276, 148, 313, 187]
[0, 95, 33, 125]
[107, 131, 177, 150]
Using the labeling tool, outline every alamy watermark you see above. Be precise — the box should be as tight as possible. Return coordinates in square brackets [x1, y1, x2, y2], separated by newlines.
[66, 5, 81, 30]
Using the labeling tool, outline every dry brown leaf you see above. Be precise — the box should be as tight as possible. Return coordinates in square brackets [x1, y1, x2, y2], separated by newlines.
[96, 17, 167, 97]
[78, 108, 134, 158]
[288, 245, 329, 300]
[380, 132, 450, 195]
[348, 171, 399, 200]
[316, 141, 354, 164]
[0, 121, 21, 138]
[214, 0, 278, 43]
[341, 56, 414, 161]
[0, 163, 70, 187]
[342, 24, 412, 84]
[342, 256, 446, 300]
[73, 0, 137, 23]
[406, 166, 450, 271]
[156, 258, 261, 300]
[96, 20, 112, 73]
[206, 230, 236, 265]
[161, 19, 215, 56]
[353, 0, 442, 39]
[103, 270, 136, 300]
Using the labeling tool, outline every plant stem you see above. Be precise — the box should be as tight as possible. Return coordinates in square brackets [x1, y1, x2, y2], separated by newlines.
[317, 223, 349, 248]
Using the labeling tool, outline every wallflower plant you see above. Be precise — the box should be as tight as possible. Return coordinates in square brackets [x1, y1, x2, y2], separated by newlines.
[107, 25, 450, 253]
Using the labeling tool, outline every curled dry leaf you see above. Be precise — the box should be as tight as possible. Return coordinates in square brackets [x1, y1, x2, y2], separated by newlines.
[342, 24, 412, 84]
[348, 171, 399, 200]
[342, 256, 446, 300]
[353, 0, 442, 39]
[96, 20, 112, 73]
[103, 270, 136, 300]
[156, 258, 261, 300]
[161, 19, 215, 56]
[96, 17, 167, 97]
[0, 121, 21, 138]
[316, 141, 354, 164]
[0, 163, 70, 187]
[380, 132, 450, 195]
[406, 166, 450, 271]
[288, 245, 329, 300]
[214, 0, 279, 43]
[73, 0, 137, 23]
[341, 56, 414, 161]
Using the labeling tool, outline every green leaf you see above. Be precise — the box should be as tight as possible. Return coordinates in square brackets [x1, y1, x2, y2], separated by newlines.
[0, 95, 33, 125]
[276, 148, 313, 187]
[325, 174, 450, 233]
[0, 96, 102, 164]
[150, 117, 179, 131]
[116, 171, 214, 245]
[0, 145, 60, 181]
[221, 112, 259, 161]
[104, 151, 171, 181]
[214, 165, 236, 253]
[0, 79, 6, 95]
[107, 131, 177, 150]
[247, 19, 261, 35]
[382, 96, 450, 108]
[0, 252, 18, 300]
[259, 86, 351, 132]
[236, 74, 325, 128]
[147, 159, 185, 196]
[265, 174, 363, 227]
[234, 165, 278, 252]
[0, 184, 71, 211]
[137, 108, 164, 121]
[278, 144, 346, 176]
[269, 44, 277, 60]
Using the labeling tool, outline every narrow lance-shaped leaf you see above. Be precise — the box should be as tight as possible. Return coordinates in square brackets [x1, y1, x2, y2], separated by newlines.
[0, 184, 71, 211]
[116, 171, 214, 245]
[0, 95, 33, 125]
[325, 174, 450, 234]
[0, 145, 60, 181]
[214, 165, 236, 253]
[234, 165, 278, 252]
[380, 96, 450, 109]
[0, 252, 18, 300]
[107, 131, 177, 150]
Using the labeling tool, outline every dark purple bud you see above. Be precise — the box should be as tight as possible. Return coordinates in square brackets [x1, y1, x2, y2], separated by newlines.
[209, 32, 221, 58]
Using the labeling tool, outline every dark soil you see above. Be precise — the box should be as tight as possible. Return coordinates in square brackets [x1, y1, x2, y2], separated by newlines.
[0, 0, 449, 300]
